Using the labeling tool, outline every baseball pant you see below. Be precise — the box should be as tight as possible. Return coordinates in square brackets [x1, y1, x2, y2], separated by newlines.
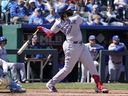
[48, 41, 98, 86]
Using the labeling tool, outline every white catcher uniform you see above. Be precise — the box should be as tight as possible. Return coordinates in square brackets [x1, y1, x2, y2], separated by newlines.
[0, 47, 26, 82]
[47, 14, 98, 85]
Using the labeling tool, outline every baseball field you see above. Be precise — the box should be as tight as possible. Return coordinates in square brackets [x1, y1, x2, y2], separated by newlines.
[0, 82, 128, 96]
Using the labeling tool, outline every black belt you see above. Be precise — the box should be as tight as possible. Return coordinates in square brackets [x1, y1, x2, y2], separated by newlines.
[73, 41, 82, 44]
[112, 61, 122, 64]
[66, 40, 82, 44]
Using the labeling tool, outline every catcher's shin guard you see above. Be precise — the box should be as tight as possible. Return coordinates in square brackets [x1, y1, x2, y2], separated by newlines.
[92, 74, 109, 93]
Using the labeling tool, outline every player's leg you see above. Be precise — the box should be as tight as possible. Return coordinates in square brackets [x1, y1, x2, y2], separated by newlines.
[0, 59, 9, 74]
[79, 45, 109, 93]
[108, 61, 116, 82]
[116, 64, 124, 82]
[14, 63, 26, 83]
[80, 64, 88, 83]
[46, 41, 83, 92]
[6, 62, 18, 82]
[0, 67, 26, 93]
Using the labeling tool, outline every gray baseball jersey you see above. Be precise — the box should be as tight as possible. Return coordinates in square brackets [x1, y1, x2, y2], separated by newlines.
[85, 43, 104, 61]
[48, 14, 98, 85]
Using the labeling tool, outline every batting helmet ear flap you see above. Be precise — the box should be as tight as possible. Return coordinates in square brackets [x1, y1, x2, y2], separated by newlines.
[65, 9, 74, 17]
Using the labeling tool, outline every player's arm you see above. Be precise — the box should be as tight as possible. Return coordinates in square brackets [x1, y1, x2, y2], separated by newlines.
[37, 26, 55, 38]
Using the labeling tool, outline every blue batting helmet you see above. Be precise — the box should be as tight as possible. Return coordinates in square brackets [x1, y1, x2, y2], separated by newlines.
[57, 4, 74, 20]
[0, 36, 7, 44]
[57, 4, 69, 15]
[112, 35, 120, 41]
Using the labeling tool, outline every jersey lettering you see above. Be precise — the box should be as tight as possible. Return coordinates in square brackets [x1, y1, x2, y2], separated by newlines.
[57, 19, 75, 34]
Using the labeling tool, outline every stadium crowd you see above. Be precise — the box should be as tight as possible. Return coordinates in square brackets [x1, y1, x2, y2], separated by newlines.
[0, 0, 128, 25]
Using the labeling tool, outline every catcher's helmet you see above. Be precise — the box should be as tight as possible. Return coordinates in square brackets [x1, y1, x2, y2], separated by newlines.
[0, 36, 7, 44]
[57, 4, 74, 20]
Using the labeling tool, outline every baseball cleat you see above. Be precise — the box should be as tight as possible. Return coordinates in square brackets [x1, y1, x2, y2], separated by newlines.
[10, 88, 26, 93]
[95, 85, 109, 93]
[46, 83, 57, 92]
[9, 81, 26, 93]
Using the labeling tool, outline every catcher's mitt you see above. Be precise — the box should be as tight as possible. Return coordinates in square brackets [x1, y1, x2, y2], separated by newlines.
[0, 77, 10, 89]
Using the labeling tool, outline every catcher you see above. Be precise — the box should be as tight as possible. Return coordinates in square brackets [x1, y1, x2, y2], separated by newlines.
[0, 36, 26, 93]
[0, 67, 26, 93]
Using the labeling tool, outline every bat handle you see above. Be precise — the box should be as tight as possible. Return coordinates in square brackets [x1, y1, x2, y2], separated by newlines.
[33, 29, 39, 36]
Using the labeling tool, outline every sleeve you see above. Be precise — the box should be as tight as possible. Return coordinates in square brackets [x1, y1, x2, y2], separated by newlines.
[28, 16, 33, 24]
[76, 15, 84, 25]
[10, 4, 18, 17]
[114, 43, 126, 51]
[108, 44, 115, 50]
[96, 44, 104, 50]
[108, 43, 126, 51]
[50, 19, 60, 34]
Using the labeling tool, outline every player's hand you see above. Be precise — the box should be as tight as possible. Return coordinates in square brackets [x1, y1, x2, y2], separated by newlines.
[46, 32, 55, 38]
[37, 26, 44, 32]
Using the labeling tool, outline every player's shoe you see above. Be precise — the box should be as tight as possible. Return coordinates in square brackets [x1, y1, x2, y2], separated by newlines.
[95, 85, 109, 93]
[46, 82, 57, 92]
[9, 81, 26, 93]
[92, 74, 109, 93]
[10, 87, 26, 93]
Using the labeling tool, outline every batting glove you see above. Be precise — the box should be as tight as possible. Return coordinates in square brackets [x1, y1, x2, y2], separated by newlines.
[37, 26, 44, 32]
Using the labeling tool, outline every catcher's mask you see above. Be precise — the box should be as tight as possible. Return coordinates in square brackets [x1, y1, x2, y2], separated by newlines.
[57, 4, 75, 20]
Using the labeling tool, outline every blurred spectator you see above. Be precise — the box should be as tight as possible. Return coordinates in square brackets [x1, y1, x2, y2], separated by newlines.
[105, 5, 124, 26]
[90, 15, 107, 25]
[53, 0, 65, 13]
[29, 8, 49, 25]
[26, 34, 45, 79]
[35, 0, 46, 15]
[108, 35, 127, 83]
[88, 4, 104, 23]
[81, 35, 104, 83]
[45, 7, 59, 24]
[10, 0, 29, 24]
[25, 0, 37, 16]
[1, 0, 17, 24]
[86, 0, 95, 13]
[65, 0, 77, 10]
[114, 0, 128, 20]
[27, 34, 44, 59]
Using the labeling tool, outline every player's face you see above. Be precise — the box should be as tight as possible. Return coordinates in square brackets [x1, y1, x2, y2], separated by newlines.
[113, 40, 119, 44]
[89, 39, 96, 44]
[0, 41, 6, 47]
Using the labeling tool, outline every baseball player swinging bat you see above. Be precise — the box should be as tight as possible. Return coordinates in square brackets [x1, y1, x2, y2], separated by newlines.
[17, 29, 39, 55]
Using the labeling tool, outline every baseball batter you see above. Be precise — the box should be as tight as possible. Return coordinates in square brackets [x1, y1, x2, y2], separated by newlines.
[37, 4, 109, 93]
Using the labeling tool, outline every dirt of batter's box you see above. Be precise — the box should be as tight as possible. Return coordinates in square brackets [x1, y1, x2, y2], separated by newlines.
[0, 89, 128, 96]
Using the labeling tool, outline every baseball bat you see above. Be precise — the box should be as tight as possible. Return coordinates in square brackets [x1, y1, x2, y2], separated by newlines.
[17, 29, 39, 55]
[41, 54, 52, 70]
[40, 54, 52, 80]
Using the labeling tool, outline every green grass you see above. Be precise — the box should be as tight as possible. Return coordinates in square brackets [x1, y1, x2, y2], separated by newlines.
[22, 82, 128, 90]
